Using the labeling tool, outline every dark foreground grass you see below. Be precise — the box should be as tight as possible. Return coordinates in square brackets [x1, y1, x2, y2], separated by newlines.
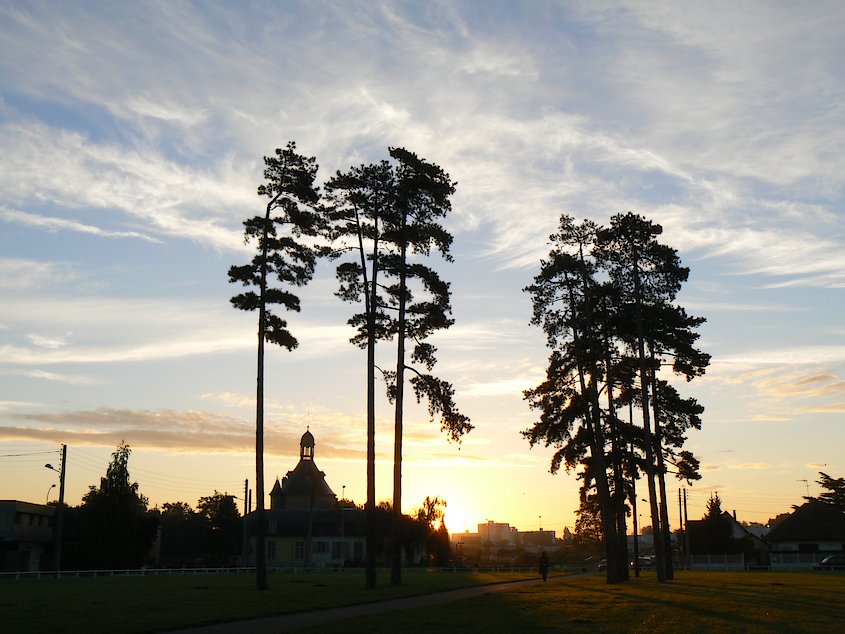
[0, 569, 536, 633]
[305, 570, 845, 633]
[4, 570, 843, 632]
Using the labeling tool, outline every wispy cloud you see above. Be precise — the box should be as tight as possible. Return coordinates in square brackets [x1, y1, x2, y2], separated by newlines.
[0, 122, 253, 252]
[0, 257, 79, 291]
[1, 405, 450, 464]
[1, 206, 159, 242]
[10, 369, 96, 385]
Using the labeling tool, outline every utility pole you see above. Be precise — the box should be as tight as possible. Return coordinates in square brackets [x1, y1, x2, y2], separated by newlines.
[678, 488, 684, 562]
[684, 487, 689, 561]
[45, 444, 66, 574]
[242, 479, 250, 567]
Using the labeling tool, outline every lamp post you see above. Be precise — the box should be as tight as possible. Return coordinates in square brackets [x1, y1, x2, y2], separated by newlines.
[341, 485, 346, 567]
[46, 483, 56, 504]
[45, 443, 66, 573]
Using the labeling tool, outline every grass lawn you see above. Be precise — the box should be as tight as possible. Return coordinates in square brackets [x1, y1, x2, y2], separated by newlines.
[304, 570, 845, 633]
[3, 569, 843, 632]
[0, 568, 537, 633]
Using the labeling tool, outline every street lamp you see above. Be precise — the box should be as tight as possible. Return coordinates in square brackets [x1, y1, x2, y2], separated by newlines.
[46, 483, 56, 504]
[44, 444, 66, 573]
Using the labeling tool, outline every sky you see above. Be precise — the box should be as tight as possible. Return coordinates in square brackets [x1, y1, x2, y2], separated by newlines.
[1, 1, 843, 537]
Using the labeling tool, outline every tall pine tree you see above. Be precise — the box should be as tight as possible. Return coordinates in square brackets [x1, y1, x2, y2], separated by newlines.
[228, 142, 324, 590]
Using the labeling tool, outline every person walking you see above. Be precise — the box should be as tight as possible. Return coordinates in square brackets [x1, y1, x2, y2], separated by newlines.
[539, 551, 549, 582]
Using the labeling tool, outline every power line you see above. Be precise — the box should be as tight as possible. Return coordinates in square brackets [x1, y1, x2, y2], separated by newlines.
[0, 450, 60, 458]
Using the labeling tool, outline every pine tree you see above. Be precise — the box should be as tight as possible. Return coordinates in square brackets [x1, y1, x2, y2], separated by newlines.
[326, 159, 394, 589]
[228, 142, 324, 590]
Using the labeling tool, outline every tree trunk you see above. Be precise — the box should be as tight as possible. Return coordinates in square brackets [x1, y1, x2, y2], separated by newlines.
[632, 254, 666, 582]
[255, 207, 270, 591]
[604, 366, 629, 580]
[391, 239, 408, 586]
[365, 230, 379, 590]
[566, 269, 622, 583]
[650, 343, 674, 580]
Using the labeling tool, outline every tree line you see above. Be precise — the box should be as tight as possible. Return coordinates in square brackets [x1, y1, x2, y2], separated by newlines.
[53, 442, 450, 571]
[57, 442, 239, 570]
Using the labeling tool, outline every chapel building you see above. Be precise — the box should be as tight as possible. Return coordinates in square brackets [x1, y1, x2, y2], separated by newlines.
[246, 429, 365, 567]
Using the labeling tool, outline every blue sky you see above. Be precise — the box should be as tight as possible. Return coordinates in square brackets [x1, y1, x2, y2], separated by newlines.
[1, 1, 843, 535]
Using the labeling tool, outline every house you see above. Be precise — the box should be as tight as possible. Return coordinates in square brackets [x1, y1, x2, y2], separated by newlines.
[245, 430, 366, 568]
[766, 502, 845, 569]
[0, 500, 55, 572]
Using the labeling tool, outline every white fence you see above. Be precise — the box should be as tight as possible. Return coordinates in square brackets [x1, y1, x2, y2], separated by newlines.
[770, 553, 827, 570]
[679, 554, 745, 570]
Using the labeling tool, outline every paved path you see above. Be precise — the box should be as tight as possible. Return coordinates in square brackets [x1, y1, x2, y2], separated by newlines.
[171, 574, 587, 633]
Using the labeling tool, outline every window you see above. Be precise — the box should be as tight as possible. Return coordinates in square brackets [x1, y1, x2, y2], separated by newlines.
[332, 541, 343, 559]
[267, 540, 276, 560]
[315, 541, 328, 554]
[295, 541, 305, 560]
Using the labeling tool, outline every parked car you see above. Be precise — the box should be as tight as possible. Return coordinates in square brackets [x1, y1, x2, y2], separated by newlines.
[632, 555, 655, 569]
[597, 558, 607, 571]
[813, 555, 845, 570]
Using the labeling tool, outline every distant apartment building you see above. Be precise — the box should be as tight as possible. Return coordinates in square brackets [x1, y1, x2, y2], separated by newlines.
[451, 520, 566, 565]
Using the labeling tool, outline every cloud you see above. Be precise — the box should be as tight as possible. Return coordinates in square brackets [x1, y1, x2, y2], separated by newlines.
[26, 333, 71, 350]
[727, 463, 773, 471]
[805, 462, 829, 470]
[0, 404, 460, 465]
[124, 96, 209, 126]
[2, 407, 302, 456]
[0, 122, 254, 252]
[462, 377, 537, 398]
[3, 1, 845, 291]
[719, 348, 845, 367]
[0, 258, 79, 291]
[1, 206, 159, 242]
[2, 369, 96, 385]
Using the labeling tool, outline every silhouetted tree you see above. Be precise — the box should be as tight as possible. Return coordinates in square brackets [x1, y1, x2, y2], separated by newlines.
[429, 520, 451, 566]
[523, 216, 626, 582]
[379, 147, 470, 585]
[327, 149, 470, 586]
[688, 492, 734, 555]
[326, 159, 394, 589]
[155, 502, 204, 567]
[197, 491, 241, 565]
[595, 212, 707, 581]
[74, 441, 157, 569]
[525, 212, 706, 584]
[806, 472, 845, 510]
[228, 141, 324, 590]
